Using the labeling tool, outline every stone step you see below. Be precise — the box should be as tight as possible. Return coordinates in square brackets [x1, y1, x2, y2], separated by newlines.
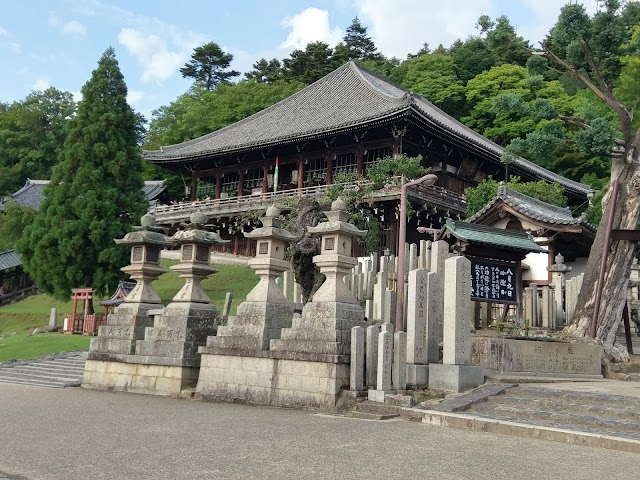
[467, 410, 640, 441]
[21, 363, 85, 374]
[0, 376, 66, 388]
[507, 386, 640, 409]
[0, 371, 74, 387]
[0, 369, 81, 384]
[6, 365, 83, 379]
[479, 394, 640, 421]
[347, 411, 399, 421]
[469, 403, 640, 433]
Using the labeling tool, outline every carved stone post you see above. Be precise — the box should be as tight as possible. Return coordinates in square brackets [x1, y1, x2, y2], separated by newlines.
[547, 253, 572, 327]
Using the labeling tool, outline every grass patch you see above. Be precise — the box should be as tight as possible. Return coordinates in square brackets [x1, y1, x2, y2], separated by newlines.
[0, 260, 258, 362]
[0, 333, 91, 362]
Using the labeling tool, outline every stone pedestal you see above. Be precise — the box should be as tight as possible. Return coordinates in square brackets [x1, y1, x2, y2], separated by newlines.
[428, 256, 484, 392]
[428, 364, 484, 392]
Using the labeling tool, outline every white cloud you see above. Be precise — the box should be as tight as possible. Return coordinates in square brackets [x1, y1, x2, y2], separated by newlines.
[4, 42, 21, 54]
[71, 90, 83, 103]
[0, 26, 8, 36]
[127, 89, 144, 105]
[118, 28, 196, 83]
[352, 0, 494, 58]
[280, 8, 343, 50]
[32, 79, 51, 91]
[48, 12, 87, 38]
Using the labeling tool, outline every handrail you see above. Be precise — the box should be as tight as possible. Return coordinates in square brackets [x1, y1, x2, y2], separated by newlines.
[153, 178, 466, 221]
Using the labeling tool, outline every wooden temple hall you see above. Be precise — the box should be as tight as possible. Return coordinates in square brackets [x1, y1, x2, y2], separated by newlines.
[145, 61, 594, 255]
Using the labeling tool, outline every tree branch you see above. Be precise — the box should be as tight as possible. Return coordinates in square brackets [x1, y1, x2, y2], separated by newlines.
[542, 43, 633, 149]
[558, 115, 590, 130]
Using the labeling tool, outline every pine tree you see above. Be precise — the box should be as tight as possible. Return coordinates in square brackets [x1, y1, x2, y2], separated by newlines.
[343, 17, 380, 61]
[17, 48, 147, 300]
[180, 42, 240, 90]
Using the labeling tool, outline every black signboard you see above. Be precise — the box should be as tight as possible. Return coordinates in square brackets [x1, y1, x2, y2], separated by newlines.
[470, 259, 517, 304]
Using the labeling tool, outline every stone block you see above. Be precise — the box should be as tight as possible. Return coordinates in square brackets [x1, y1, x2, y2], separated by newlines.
[365, 325, 379, 388]
[406, 364, 429, 388]
[471, 337, 602, 375]
[367, 389, 393, 403]
[392, 331, 407, 390]
[377, 330, 392, 391]
[443, 256, 471, 365]
[350, 326, 365, 391]
[406, 269, 428, 364]
[428, 363, 484, 393]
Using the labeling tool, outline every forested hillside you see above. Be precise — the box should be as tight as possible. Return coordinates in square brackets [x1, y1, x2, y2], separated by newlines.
[1, 3, 639, 200]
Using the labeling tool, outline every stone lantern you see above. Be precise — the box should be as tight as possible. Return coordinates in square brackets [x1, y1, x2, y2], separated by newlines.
[169, 210, 227, 304]
[270, 197, 368, 360]
[135, 210, 229, 363]
[547, 253, 572, 325]
[89, 212, 175, 356]
[115, 212, 175, 305]
[306, 197, 367, 304]
[206, 204, 297, 351]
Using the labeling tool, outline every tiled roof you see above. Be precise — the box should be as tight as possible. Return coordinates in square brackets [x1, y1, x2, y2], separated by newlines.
[0, 250, 22, 272]
[144, 61, 594, 198]
[467, 184, 595, 230]
[0, 179, 167, 211]
[443, 219, 548, 254]
[142, 180, 167, 201]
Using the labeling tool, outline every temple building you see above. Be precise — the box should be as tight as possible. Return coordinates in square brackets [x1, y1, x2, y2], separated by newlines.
[144, 61, 594, 255]
[467, 184, 596, 284]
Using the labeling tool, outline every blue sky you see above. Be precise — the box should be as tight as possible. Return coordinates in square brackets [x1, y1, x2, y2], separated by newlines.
[0, 1, 598, 119]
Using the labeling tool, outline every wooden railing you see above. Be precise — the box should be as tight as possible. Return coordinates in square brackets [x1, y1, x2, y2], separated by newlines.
[153, 180, 466, 224]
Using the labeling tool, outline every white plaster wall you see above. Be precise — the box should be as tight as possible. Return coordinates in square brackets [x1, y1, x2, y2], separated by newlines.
[566, 258, 588, 279]
[522, 252, 550, 282]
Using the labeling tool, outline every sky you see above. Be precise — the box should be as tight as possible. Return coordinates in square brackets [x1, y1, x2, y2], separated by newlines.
[0, 0, 599, 120]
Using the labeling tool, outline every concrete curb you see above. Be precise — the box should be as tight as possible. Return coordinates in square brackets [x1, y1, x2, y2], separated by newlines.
[420, 409, 640, 453]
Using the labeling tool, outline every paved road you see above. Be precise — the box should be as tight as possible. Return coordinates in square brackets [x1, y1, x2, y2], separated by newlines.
[0, 383, 637, 480]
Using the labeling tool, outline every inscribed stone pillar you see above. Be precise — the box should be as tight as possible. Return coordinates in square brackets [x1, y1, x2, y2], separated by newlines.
[383, 289, 396, 325]
[425, 271, 440, 363]
[49, 308, 57, 327]
[430, 240, 449, 344]
[365, 325, 379, 388]
[443, 256, 472, 365]
[376, 330, 393, 391]
[429, 255, 483, 392]
[409, 243, 418, 272]
[350, 326, 365, 391]
[406, 269, 428, 365]
[392, 331, 407, 390]
[547, 253, 571, 326]
[541, 286, 550, 329]
[364, 299, 373, 322]
[373, 272, 386, 321]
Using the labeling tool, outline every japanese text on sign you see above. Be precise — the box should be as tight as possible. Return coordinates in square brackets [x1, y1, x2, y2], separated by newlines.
[470, 260, 516, 304]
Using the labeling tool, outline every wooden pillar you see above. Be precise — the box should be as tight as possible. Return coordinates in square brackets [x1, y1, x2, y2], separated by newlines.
[190, 174, 197, 201]
[391, 138, 400, 157]
[326, 152, 333, 185]
[215, 173, 222, 199]
[516, 261, 523, 324]
[238, 171, 245, 197]
[356, 145, 364, 175]
[262, 165, 269, 194]
[297, 158, 304, 191]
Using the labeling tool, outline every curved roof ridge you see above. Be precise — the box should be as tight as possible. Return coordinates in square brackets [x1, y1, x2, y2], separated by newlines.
[349, 61, 411, 104]
[148, 62, 360, 154]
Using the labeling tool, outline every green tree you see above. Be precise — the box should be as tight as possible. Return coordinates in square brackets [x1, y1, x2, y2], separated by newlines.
[282, 42, 338, 84]
[464, 177, 567, 218]
[0, 88, 76, 196]
[17, 48, 147, 300]
[0, 201, 37, 251]
[245, 58, 283, 83]
[338, 17, 380, 61]
[527, 4, 640, 360]
[484, 15, 532, 66]
[180, 42, 240, 90]
[400, 53, 466, 115]
[451, 37, 498, 84]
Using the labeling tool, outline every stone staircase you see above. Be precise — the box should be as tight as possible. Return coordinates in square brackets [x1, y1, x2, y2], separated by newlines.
[464, 385, 640, 441]
[0, 353, 86, 388]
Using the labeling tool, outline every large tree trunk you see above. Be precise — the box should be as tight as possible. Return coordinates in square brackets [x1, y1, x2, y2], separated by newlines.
[565, 153, 640, 361]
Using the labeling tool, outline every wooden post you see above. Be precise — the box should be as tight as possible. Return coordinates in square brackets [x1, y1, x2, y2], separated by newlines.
[262, 165, 269, 194]
[356, 145, 364, 175]
[326, 152, 333, 185]
[238, 171, 245, 197]
[516, 261, 523, 324]
[215, 174, 222, 199]
[297, 158, 304, 192]
[190, 175, 197, 201]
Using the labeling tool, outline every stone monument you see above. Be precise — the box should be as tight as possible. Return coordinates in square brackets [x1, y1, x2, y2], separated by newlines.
[428, 256, 484, 392]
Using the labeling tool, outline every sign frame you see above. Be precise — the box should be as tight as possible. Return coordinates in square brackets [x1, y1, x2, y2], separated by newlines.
[469, 257, 518, 305]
